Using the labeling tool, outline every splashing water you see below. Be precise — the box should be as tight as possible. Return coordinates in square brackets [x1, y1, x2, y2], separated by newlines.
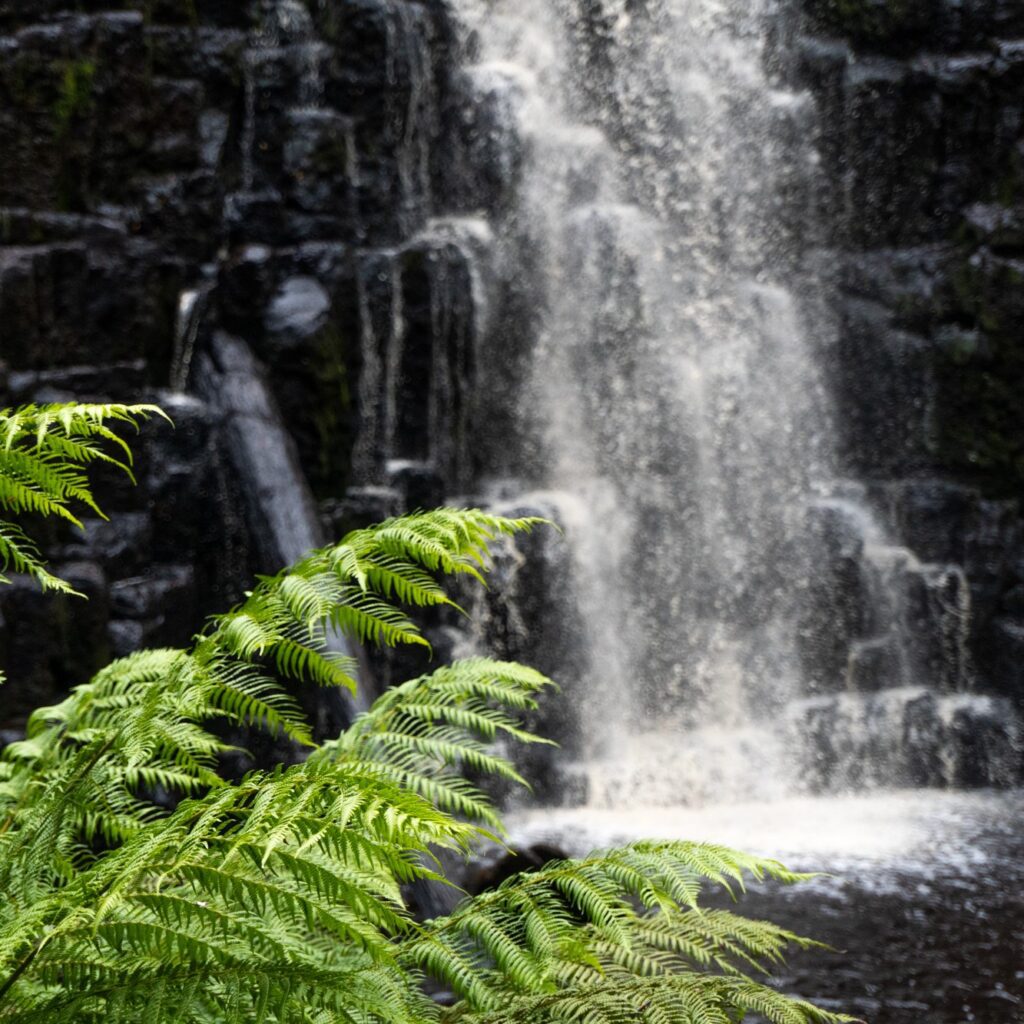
[450, 0, 1014, 806]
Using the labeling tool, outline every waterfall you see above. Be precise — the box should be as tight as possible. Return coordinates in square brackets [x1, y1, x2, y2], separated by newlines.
[197, 333, 324, 570]
[451, 0, 1019, 803]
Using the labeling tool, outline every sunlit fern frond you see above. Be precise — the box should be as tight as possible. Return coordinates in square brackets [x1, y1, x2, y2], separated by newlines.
[0, 522, 71, 595]
[403, 841, 817, 1013]
[0, 402, 168, 598]
[579, 907, 827, 981]
[443, 973, 857, 1024]
[319, 658, 556, 830]
[0, 511, 547, 856]
[0, 755, 473, 1024]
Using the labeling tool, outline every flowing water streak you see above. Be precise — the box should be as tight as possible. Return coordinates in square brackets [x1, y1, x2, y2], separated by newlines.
[170, 285, 212, 393]
[241, 54, 258, 190]
[196, 334, 369, 724]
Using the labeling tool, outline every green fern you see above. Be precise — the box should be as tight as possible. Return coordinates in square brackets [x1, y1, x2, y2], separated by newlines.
[318, 658, 557, 830]
[403, 842, 843, 1021]
[0, 410, 855, 1024]
[0, 402, 168, 596]
[0, 511, 547, 857]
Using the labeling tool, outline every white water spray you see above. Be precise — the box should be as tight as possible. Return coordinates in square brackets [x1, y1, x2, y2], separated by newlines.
[453, 0, 1004, 805]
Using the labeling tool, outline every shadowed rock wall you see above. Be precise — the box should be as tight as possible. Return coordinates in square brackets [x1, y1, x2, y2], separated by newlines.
[0, 0, 478, 728]
[798, 0, 1024, 714]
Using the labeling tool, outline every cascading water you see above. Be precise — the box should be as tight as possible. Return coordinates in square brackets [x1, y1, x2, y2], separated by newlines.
[437, 13, 1024, 1012]
[170, 283, 215, 394]
[450, 0, 1021, 804]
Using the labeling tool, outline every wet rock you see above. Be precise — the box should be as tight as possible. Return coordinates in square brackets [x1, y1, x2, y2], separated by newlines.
[282, 108, 357, 222]
[902, 689, 946, 785]
[390, 236, 479, 487]
[0, 579, 62, 723]
[146, 27, 247, 97]
[223, 188, 287, 246]
[110, 565, 197, 647]
[107, 618, 145, 659]
[838, 245, 958, 333]
[0, 13, 154, 211]
[256, 276, 353, 498]
[264, 275, 331, 344]
[804, 0, 1024, 54]
[316, 0, 448, 241]
[963, 202, 1024, 253]
[385, 460, 445, 512]
[797, 500, 872, 692]
[879, 481, 977, 565]
[0, 236, 181, 376]
[964, 499, 1021, 624]
[942, 694, 1022, 786]
[978, 618, 1024, 707]
[898, 563, 973, 692]
[846, 634, 904, 693]
[457, 496, 588, 757]
[145, 392, 255, 610]
[147, 76, 205, 169]
[322, 485, 402, 536]
[0, 563, 111, 724]
[1000, 585, 1024, 617]
[833, 299, 932, 477]
[197, 108, 231, 167]
[218, 243, 276, 333]
[462, 842, 570, 896]
[841, 59, 943, 247]
[7, 359, 147, 402]
[58, 513, 153, 578]
[793, 686, 1022, 791]
[451, 65, 526, 215]
[133, 170, 224, 262]
[53, 559, 111, 673]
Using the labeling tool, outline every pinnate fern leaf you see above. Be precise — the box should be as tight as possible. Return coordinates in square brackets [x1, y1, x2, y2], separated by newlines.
[0, 492, 853, 1024]
[0, 402, 168, 599]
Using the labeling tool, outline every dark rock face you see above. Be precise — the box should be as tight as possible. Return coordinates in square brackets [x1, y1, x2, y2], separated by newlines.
[0, 0, 468, 728]
[798, 0, 1024, 722]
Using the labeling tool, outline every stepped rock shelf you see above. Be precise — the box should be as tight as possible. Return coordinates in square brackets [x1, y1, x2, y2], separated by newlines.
[1, 3, 1022, 780]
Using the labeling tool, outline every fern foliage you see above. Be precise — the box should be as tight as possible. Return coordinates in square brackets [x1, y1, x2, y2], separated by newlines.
[407, 841, 843, 1024]
[0, 445, 855, 1024]
[0, 510, 547, 859]
[0, 402, 168, 596]
[319, 658, 556, 830]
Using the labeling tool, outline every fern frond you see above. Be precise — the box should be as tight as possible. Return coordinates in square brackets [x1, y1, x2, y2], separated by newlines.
[0, 499, 849, 1024]
[0, 402, 167, 595]
[445, 974, 857, 1024]
[0, 522, 77, 594]
[1, 512, 548, 864]
[405, 840, 815, 1012]
[320, 659, 555, 828]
